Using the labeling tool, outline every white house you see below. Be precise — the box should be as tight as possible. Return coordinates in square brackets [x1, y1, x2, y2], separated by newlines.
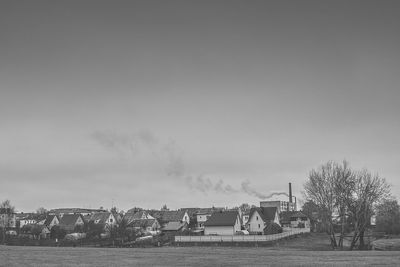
[204, 211, 241, 235]
[43, 215, 60, 229]
[247, 207, 280, 234]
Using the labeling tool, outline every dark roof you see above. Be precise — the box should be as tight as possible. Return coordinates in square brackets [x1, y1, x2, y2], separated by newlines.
[128, 219, 158, 228]
[123, 211, 154, 225]
[44, 215, 58, 226]
[162, 221, 187, 231]
[90, 212, 113, 224]
[150, 210, 187, 223]
[249, 207, 278, 223]
[204, 211, 239, 227]
[59, 214, 83, 227]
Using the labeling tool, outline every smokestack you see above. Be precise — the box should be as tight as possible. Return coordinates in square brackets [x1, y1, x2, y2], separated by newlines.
[289, 182, 293, 204]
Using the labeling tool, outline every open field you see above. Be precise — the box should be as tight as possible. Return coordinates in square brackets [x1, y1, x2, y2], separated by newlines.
[2, 245, 400, 266]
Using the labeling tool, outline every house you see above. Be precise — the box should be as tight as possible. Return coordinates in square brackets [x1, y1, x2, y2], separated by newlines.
[150, 210, 190, 226]
[247, 207, 280, 234]
[162, 221, 188, 234]
[43, 215, 60, 230]
[204, 211, 241, 235]
[0, 208, 16, 228]
[128, 219, 161, 232]
[20, 224, 51, 239]
[195, 207, 224, 230]
[280, 211, 310, 228]
[123, 211, 154, 225]
[58, 214, 85, 233]
[15, 213, 37, 228]
[289, 211, 310, 228]
[89, 212, 117, 232]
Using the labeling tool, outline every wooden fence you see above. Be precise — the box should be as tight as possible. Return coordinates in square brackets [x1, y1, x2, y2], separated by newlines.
[175, 228, 310, 243]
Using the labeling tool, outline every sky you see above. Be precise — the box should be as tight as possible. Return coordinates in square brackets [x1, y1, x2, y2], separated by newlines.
[1, 0, 400, 212]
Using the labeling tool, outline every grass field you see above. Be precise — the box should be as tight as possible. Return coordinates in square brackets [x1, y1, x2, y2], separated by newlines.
[2, 245, 400, 266]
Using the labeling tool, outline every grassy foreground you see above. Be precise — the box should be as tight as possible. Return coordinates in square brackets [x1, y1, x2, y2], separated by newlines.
[1, 245, 400, 267]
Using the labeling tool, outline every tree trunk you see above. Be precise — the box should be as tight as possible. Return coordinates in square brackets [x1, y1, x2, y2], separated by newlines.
[359, 229, 365, 250]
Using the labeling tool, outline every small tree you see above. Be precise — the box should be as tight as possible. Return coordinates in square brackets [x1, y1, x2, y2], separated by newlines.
[50, 225, 66, 240]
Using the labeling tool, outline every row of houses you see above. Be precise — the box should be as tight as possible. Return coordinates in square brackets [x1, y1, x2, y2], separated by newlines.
[1, 203, 310, 239]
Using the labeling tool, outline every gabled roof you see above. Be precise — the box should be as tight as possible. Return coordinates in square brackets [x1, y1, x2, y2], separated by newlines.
[162, 221, 187, 231]
[44, 215, 59, 226]
[59, 214, 83, 226]
[90, 212, 113, 224]
[128, 219, 158, 228]
[204, 211, 239, 227]
[123, 211, 154, 225]
[249, 207, 278, 223]
[150, 210, 187, 223]
[180, 208, 200, 217]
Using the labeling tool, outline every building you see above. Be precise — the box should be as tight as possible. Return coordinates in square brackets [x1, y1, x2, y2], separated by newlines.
[260, 201, 296, 213]
[195, 207, 224, 230]
[0, 208, 16, 229]
[150, 210, 190, 226]
[43, 215, 60, 230]
[204, 211, 241, 235]
[49, 208, 107, 217]
[247, 207, 280, 234]
[128, 218, 161, 232]
[89, 212, 117, 232]
[15, 213, 37, 228]
[59, 214, 85, 233]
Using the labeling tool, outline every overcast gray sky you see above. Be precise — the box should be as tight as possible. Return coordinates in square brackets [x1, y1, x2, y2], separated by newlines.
[1, 0, 400, 212]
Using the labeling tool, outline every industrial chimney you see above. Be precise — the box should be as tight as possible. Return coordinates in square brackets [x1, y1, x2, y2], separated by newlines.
[289, 182, 293, 204]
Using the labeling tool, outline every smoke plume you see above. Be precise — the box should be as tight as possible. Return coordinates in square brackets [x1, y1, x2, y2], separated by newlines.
[92, 130, 288, 200]
[241, 180, 289, 199]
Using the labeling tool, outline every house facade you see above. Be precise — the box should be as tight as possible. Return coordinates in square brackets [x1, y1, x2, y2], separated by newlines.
[0, 210, 16, 229]
[247, 207, 280, 234]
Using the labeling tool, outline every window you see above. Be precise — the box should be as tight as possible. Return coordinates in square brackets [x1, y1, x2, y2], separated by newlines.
[258, 224, 260, 228]
[256, 216, 258, 220]
[110, 218, 113, 223]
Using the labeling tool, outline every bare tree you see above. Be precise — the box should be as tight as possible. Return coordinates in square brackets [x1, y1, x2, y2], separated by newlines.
[304, 161, 343, 248]
[304, 161, 391, 250]
[347, 170, 389, 250]
[0, 200, 16, 243]
[36, 207, 48, 215]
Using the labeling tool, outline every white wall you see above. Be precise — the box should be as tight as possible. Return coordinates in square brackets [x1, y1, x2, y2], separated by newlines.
[204, 226, 234, 235]
[247, 210, 264, 233]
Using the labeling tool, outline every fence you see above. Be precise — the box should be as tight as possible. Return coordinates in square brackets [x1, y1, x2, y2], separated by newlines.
[175, 228, 310, 243]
